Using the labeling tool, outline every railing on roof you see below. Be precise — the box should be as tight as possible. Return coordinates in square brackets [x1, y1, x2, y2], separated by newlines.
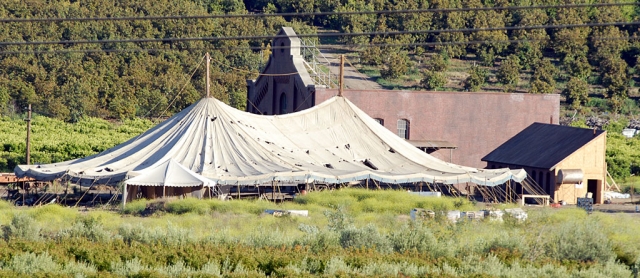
[300, 39, 339, 89]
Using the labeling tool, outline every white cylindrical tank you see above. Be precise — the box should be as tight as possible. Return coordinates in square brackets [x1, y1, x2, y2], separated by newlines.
[556, 169, 584, 184]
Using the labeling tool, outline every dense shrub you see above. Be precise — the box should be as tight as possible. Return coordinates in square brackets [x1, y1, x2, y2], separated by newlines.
[0, 191, 636, 276]
[545, 219, 614, 263]
[165, 198, 210, 215]
[339, 224, 392, 253]
[122, 199, 149, 215]
[2, 213, 41, 241]
[388, 222, 448, 257]
[57, 216, 112, 243]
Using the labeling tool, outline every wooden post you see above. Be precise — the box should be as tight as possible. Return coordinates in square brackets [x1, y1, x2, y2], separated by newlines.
[26, 104, 32, 165]
[206, 52, 211, 98]
[338, 55, 344, 97]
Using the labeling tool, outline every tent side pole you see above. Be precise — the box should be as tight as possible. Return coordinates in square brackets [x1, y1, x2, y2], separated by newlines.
[508, 180, 511, 203]
[163, 185, 166, 199]
[122, 184, 127, 209]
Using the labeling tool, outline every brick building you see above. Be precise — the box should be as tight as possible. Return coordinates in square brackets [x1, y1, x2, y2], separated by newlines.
[246, 27, 560, 168]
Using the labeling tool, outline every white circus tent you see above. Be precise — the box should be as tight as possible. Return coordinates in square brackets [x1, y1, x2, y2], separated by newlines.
[123, 159, 216, 205]
[16, 96, 526, 187]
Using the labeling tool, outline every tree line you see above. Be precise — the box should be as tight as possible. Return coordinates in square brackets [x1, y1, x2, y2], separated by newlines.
[0, 0, 315, 121]
[0, 0, 638, 121]
[250, 0, 639, 112]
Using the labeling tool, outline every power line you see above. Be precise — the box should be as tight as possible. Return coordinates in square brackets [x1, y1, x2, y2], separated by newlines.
[1, 21, 637, 47]
[0, 2, 635, 23]
[0, 36, 634, 55]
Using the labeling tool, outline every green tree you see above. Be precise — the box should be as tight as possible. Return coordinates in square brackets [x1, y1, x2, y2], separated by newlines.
[333, 0, 376, 46]
[361, 45, 384, 66]
[496, 55, 521, 92]
[564, 55, 592, 80]
[381, 51, 410, 80]
[509, 0, 548, 69]
[385, 0, 432, 44]
[463, 64, 488, 92]
[426, 53, 449, 72]
[599, 57, 629, 112]
[430, 0, 466, 58]
[421, 71, 447, 91]
[562, 77, 589, 109]
[464, 0, 508, 66]
[589, 3, 628, 64]
[421, 55, 448, 91]
[529, 59, 558, 94]
[0, 87, 9, 113]
[551, 7, 590, 61]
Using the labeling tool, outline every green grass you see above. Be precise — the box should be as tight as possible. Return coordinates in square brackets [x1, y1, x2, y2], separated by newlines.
[0, 115, 155, 171]
[0, 189, 639, 276]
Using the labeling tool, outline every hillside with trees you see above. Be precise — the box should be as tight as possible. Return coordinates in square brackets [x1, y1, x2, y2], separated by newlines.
[0, 0, 639, 178]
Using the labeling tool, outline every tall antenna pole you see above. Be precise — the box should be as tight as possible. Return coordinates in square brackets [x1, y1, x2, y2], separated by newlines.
[26, 104, 31, 165]
[339, 54, 344, 97]
[205, 52, 211, 98]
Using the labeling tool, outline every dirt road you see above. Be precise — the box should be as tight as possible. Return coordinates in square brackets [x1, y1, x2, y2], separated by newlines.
[318, 50, 382, 90]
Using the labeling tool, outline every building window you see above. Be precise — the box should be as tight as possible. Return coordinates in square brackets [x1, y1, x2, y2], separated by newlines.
[279, 93, 287, 114]
[397, 119, 409, 139]
[374, 118, 384, 125]
[280, 42, 285, 53]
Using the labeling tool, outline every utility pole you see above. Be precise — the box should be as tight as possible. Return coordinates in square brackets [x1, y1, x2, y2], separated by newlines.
[339, 55, 344, 97]
[26, 104, 32, 165]
[206, 52, 211, 98]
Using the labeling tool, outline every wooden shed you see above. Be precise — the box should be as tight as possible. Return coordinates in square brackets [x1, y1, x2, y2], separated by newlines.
[482, 123, 607, 204]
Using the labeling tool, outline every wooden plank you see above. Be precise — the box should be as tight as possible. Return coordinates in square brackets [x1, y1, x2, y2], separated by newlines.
[520, 194, 550, 206]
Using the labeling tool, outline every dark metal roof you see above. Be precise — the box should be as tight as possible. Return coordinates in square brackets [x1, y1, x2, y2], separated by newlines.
[481, 123, 606, 170]
[407, 140, 457, 149]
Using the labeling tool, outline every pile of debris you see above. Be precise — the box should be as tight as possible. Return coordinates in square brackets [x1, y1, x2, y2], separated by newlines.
[410, 208, 527, 223]
[585, 116, 609, 129]
[628, 119, 640, 130]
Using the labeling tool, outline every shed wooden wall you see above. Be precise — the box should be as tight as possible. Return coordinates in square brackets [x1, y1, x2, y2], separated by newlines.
[553, 132, 607, 204]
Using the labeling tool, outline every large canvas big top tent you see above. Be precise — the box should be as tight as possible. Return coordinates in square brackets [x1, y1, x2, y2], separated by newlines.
[15, 96, 526, 187]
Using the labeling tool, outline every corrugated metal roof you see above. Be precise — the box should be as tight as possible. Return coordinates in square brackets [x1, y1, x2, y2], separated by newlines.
[482, 123, 606, 170]
[407, 140, 457, 149]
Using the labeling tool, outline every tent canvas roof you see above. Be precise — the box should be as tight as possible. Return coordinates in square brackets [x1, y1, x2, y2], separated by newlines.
[16, 96, 525, 186]
[125, 159, 215, 187]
